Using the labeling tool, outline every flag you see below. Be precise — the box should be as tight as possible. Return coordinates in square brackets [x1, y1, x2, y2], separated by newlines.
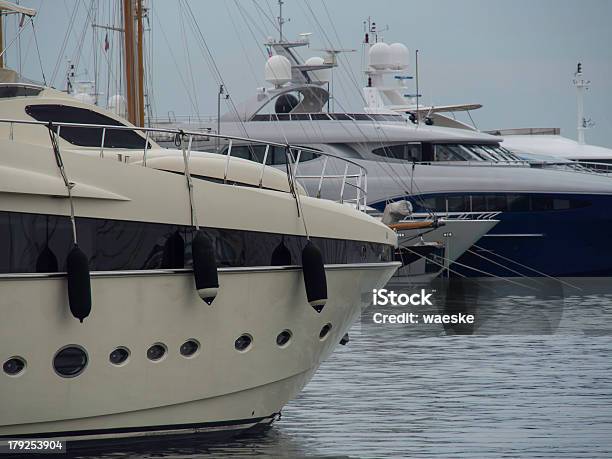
[104, 33, 109, 52]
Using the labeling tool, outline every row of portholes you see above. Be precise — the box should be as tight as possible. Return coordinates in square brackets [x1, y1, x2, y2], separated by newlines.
[2, 323, 333, 378]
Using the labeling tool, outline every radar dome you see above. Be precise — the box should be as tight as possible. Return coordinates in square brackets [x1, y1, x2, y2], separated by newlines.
[304, 56, 330, 83]
[368, 42, 391, 70]
[389, 43, 409, 70]
[265, 55, 292, 87]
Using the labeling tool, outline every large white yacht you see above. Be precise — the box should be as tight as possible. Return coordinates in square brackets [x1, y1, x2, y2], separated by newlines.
[0, 81, 399, 441]
[155, 29, 612, 279]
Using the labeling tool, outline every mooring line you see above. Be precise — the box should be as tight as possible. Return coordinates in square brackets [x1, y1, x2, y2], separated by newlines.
[472, 244, 582, 291]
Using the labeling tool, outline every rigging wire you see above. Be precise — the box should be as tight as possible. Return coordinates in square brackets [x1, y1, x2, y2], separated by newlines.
[151, 5, 199, 115]
[50, 1, 80, 85]
[178, 1, 200, 119]
[29, 18, 47, 85]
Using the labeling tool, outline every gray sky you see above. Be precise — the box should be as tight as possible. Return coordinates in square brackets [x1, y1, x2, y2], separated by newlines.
[6, 0, 612, 147]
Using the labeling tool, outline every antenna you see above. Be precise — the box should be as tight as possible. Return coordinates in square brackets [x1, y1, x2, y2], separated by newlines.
[415, 49, 419, 126]
[278, 0, 290, 42]
[573, 61, 593, 145]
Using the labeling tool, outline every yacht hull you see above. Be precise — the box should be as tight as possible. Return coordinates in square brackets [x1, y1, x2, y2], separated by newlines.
[388, 219, 498, 287]
[0, 262, 398, 441]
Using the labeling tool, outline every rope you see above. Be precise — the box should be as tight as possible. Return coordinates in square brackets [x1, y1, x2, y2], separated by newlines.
[47, 124, 78, 245]
[179, 131, 199, 229]
[286, 147, 310, 239]
[472, 244, 581, 291]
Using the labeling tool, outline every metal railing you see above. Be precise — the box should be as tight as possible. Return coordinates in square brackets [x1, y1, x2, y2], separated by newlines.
[408, 159, 531, 168]
[531, 159, 612, 176]
[0, 118, 368, 211]
[411, 211, 502, 220]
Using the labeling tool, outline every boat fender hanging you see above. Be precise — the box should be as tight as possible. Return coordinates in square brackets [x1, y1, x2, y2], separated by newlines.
[271, 240, 292, 266]
[340, 333, 350, 346]
[162, 231, 185, 269]
[66, 245, 91, 323]
[36, 245, 58, 273]
[301, 240, 327, 313]
[192, 230, 219, 305]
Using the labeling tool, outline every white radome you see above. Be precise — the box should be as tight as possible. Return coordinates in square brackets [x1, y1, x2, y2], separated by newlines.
[265, 55, 292, 87]
[368, 42, 392, 70]
[389, 43, 409, 70]
[305, 56, 330, 83]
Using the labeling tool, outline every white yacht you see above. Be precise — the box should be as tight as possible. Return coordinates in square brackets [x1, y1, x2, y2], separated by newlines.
[162, 30, 612, 279]
[0, 81, 399, 441]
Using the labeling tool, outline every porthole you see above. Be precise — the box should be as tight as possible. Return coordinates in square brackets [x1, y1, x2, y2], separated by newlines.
[53, 346, 88, 378]
[147, 343, 167, 362]
[276, 330, 292, 347]
[319, 323, 332, 340]
[180, 339, 200, 358]
[235, 334, 253, 352]
[109, 347, 130, 366]
[3, 357, 26, 376]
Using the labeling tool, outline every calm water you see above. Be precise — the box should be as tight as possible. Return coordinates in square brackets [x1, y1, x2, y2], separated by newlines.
[73, 278, 612, 458]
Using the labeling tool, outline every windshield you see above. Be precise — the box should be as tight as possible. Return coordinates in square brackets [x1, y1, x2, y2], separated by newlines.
[373, 143, 525, 162]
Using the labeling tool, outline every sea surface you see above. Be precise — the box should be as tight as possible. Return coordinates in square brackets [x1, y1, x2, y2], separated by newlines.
[72, 278, 612, 458]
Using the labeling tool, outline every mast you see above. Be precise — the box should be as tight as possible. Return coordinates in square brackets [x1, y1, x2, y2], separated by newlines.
[0, 13, 3, 69]
[122, 0, 144, 126]
[278, 0, 286, 42]
[573, 62, 590, 145]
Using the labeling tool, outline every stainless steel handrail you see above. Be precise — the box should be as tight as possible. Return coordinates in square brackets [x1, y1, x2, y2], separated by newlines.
[0, 117, 369, 210]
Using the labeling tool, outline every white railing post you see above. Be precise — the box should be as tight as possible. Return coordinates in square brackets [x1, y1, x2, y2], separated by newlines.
[259, 144, 270, 188]
[363, 173, 368, 210]
[339, 163, 349, 204]
[355, 168, 362, 210]
[142, 130, 149, 166]
[9, 122, 13, 140]
[100, 127, 106, 158]
[223, 139, 233, 183]
[293, 149, 302, 178]
[316, 156, 328, 199]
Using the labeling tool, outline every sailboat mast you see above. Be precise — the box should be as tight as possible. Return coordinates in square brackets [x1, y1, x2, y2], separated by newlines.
[136, 0, 144, 127]
[0, 13, 4, 69]
[122, 0, 144, 126]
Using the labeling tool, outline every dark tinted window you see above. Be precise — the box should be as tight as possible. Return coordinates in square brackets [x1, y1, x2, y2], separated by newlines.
[372, 144, 422, 161]
[410, 194, 591, 213]
[506, 194, 529, 211]
[330, 113, 352, 121]
[0, 85, 43, 98]
[0, 211, 392, 274]
[531, 196, 554, 211]
[222, 144, 319, 165]
[25, 104, 149, 149]
[310, 113, 331, 121]
[351, 113, 372, 121]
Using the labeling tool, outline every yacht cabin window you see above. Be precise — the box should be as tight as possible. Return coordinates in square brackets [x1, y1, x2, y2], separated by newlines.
[372, 143, 523, 163]
[0, 85, 43, 98]
[220, 144, 320, 165]
[372, 143, 422, 161]
[25, 104, 150, 149]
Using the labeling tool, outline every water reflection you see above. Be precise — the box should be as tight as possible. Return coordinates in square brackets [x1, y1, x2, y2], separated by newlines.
[364, 277, 568, 336]
[68, 278, 612, 458]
